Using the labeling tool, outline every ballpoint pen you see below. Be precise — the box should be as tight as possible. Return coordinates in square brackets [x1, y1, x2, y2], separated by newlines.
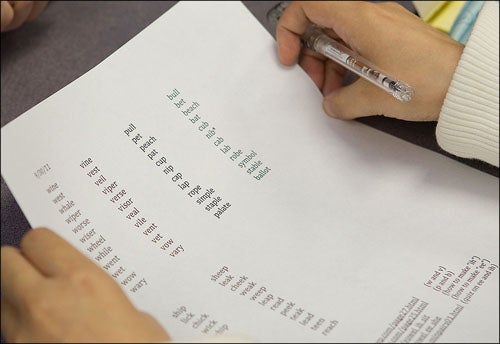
[267, 2, 415, 102]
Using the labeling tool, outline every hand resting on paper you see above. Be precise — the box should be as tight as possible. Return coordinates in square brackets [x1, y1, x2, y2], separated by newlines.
[0, 228, 170, 343]
[1, 1, 48, 32]
[276, 1, 464, 121]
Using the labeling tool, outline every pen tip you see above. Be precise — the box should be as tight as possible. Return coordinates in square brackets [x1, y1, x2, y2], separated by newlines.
[392, 81, 414, 102]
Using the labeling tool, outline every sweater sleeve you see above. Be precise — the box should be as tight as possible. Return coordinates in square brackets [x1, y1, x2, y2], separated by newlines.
[436, 1, 499, 167]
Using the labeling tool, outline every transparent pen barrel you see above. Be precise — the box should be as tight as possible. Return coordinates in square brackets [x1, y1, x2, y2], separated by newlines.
[305, 27, 414, 102]
[315, 35, 394, 90]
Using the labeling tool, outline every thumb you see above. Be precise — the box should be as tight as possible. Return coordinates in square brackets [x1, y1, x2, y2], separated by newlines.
[322, 79, 389, 119]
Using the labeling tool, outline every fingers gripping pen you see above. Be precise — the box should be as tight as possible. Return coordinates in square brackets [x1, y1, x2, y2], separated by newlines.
[302, 25, 414, 102]
[267, 2, 414, 102]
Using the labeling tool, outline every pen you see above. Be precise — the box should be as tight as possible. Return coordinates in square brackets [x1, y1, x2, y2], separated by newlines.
[267, 2, 414, 102]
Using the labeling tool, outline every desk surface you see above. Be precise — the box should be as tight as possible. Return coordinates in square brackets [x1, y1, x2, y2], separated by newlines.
[1, 1, 498, 250]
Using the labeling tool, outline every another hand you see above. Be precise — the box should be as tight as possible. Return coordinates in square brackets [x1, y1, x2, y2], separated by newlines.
[1, 1, 48, 32]
[276, 1, 464, 121]
[0, 228, 171, 343]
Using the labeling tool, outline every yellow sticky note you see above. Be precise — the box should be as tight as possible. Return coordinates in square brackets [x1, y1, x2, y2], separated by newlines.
[413, 1, 466, 33]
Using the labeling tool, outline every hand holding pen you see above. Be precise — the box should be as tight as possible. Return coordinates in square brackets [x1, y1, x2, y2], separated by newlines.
[272, 1, 464, 122]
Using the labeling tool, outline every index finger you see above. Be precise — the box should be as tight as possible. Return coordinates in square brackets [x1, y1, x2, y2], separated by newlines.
[20, 228, 96, 277]
[275, 2, 307, 65]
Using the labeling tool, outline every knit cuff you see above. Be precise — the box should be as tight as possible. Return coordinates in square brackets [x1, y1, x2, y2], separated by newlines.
[436, 1, 499, 167]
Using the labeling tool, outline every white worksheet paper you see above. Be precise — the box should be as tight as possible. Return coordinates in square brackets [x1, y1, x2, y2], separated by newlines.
[1, 2, 498, 342]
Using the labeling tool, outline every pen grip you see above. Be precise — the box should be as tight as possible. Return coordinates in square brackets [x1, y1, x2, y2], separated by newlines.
[304, 26, 389, 86]
[302, 25, 414, 102]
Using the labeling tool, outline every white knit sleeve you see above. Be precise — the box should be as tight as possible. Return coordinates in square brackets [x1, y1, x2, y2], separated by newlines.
[436, 1, 499, 167]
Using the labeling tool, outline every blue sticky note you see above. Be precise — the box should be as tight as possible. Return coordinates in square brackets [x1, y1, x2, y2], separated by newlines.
[449, 1, 484, 44]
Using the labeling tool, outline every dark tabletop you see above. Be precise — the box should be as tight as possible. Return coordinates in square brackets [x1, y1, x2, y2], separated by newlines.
[1, 0, 499, 262]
